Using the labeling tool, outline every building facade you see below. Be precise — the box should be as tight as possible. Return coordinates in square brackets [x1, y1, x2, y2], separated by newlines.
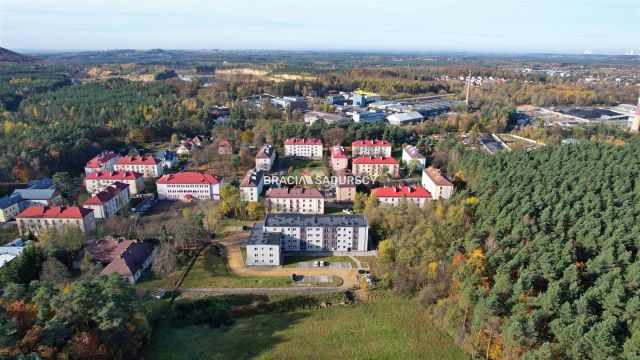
[114, 156, 163, 178]
[256, 144, 276, 171]
[371, 185, 432, 207]
[85, 171, 145, 195]
[265, 188, 324, 214]
[335, 171, 356, 202]
[352, 156, 399, 178]
[402, 145, 426, 171]
[422, 167, 454, 200]
[0, 195, 22, 222]
[240, 168, 265, 202]
[84, 151, 121, 175]
[283, 138, 323, 158]
[82, 182, 131, 219]
[352, 140, 393, 157]
[330, 146, 349, 171]
[156, 172, 223, 201]
[16, 206, 96, 236]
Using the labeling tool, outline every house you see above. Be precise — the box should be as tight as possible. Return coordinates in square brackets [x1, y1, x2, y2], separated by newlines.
[246, 214, 368, 265]
[387, 111, 424, 125]
[114, 156, 163, 178]
[283, 138, 323, 158]
[265, 187, 324, 214]
[256, 144, 276, 171]
[334, 170, 356, 202]
[402, 145, 426, 171]
[176, 141, 195, 156]
[12, 189, 63, 210]
[330, 146, 349, 171]
[84, 171, 145, 195]
[190, 135, 206, 147]
[218, 140, 233, 155]
[154, 150, 177, 170]
[240, 168, 265, 202]
[16, 206, 96, 236]
[73, 239, 157, 284]
[371, 185, 432, 207]
[156, 172, 223, 201]
[82, 182, 131, 219]
[84, 151, 121, 175]
[352, 140, 393, 157]
[352, 156, 399, 178]
[422, 167, 454, 200]
[0, 194, 23, 222]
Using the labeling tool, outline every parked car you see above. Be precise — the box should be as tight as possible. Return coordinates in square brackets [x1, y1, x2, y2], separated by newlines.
[313, 261, 320, 267]
[319, 261, 326, 267]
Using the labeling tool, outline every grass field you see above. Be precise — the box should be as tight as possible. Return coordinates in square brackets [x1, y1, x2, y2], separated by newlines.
[282, 255, 355, 268]
[0, 226, 19, 245]
[180, 246, 292, 288]
[147, 294, 468, 360]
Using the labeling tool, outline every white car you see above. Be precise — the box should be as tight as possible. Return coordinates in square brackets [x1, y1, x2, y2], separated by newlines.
[319, 261, 326, 267]
[313, 261, 320, 267]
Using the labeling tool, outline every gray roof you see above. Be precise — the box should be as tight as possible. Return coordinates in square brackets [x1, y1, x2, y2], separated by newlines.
[12, 189, 58, 201]
[155, 150, 176, 160]
[264, 214, 368, 228]
[247, 223, 282, 246]
[28, 178, 54, 189]
[0, 194, 22, 210]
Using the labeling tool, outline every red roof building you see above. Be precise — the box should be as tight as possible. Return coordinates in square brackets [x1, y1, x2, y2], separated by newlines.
[371, 186, 432, 207]
[156, 172, 223, 201]
[422, 167, 454, 200]
[156, 172, 222, 185]
[352, 139, 393, 157]
[82, 182, 131, 219]
[84, 151, 121, 175]
[352, 156, 399, 178]
[283, 138, 323, 158]
[331, 146, 348, 171]
[84, 171, 145, 195]
[16, 206, 96, 235]
[113, 156, 163, 178]
[265, 188, 324, 214]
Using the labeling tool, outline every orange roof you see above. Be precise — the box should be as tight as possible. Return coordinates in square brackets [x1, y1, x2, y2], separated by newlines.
[83, 182, 129, 205]
[85, 152, 120, 168]
[115, 156, 160, 166]
[156, 172, 222, 185]
[352, 140, 392, 147]
[352, 156, 398, 165]
[371, 186, 432, 198]
[85, 171, 143, 180]
[284, 138, 323, 145]
[423, 167, 453, 186]
[17, 206, 93, 219]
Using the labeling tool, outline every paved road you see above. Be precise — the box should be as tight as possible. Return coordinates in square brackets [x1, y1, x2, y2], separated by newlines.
[218, 232, 361, 289]
[180, 287, 346, 295]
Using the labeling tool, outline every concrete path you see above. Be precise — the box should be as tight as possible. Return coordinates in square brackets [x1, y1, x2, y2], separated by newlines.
[180, 287, 346, 296]
[349, 255, 364, 270]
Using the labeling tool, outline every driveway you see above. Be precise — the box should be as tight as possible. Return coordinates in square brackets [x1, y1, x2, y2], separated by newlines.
[218, 232, 361, 289]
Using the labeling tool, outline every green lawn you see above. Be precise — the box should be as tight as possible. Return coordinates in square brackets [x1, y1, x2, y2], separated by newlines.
[147, 294, 469, 360]
[0, 226, 19, 245]
[282, 255, 355, 268]
[180, 246, 292, 288]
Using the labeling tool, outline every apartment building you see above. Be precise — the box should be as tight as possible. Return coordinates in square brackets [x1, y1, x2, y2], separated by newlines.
[16, 206, 96, 236]
[240, 168, 265, 202]
[256, 144, 276, 171]
[371, 185, 432, 207]
[335, 170, 356, 202]
[156, 172, 223, 201]
[265, 188, 324, 214]
[82, 182, 131, 219]
[84, 151, 121, 175]
[246, 214, 368, 265]
[114, 156, 163, 178]
[0, 195, 22, 222]
[12, 189, 63, 210]
[352, 156, 399, 178]
[85, 171, 145, 195]
[351, 140, 393, 157]
[330, 145, 349, 171]
[402, 145, 426, 171]
[283, 138, 323, 158]
[422, 167, 454, 200]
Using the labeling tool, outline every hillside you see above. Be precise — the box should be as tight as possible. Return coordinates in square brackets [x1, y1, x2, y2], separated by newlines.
[0, 47, 38, 62]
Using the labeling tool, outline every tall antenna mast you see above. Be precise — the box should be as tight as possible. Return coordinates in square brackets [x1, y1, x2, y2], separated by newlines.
[465, 70, 471, 105]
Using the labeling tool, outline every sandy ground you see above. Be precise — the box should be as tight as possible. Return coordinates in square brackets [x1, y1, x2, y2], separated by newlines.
[219, 232, 361, 289]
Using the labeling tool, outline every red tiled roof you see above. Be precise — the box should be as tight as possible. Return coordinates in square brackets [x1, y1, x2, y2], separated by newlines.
[331, 146, 348, 159]
[352, 140, 392, 147]
[403, 145, 426, 159]
[423, 167, 454, 187]
[218, 140, 232, 147]
[83, 182, 128, 205]
[352, 156, 399, 165]
[115, 156, 160, 166]
[284, 138, 323, 146]
[265, 187, 323, 199]
[371, 186, 432, 198]
[17, 206, 93, 219]
[85, 171, 143, 180]
[156, 172, 222, 185]
[85, 152, 120, 168]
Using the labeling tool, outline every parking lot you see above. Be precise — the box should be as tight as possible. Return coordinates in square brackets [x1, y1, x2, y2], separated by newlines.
[294, 275, 333, 283]
[296, 261, 352, 269]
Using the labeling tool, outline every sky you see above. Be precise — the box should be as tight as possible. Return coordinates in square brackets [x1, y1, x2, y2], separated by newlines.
[1, 0, 639, 54]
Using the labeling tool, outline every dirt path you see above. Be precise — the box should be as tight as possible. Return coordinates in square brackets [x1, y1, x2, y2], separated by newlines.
[219, 232, 361, 289]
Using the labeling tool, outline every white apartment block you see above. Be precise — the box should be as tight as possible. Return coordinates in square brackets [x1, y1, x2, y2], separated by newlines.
[351, 140, 392, 157]
[265, 188, 324, 214]
[84, 171, 145, 195]
[114, 156, 163, 178]
[402, 145, 426, 171]
[283, 138, 323, 158]
[82, 182, 131, 219]
[156, 172, 222, 201]
[256, 144, 277, 171]
[352, 156, 400, 178]
[240, 168, 265, 202]
[245, 231, 282, 266]
[422, 167, 454, 200]
[330, 146, 349, 171]
[16, 206, 96, 236]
